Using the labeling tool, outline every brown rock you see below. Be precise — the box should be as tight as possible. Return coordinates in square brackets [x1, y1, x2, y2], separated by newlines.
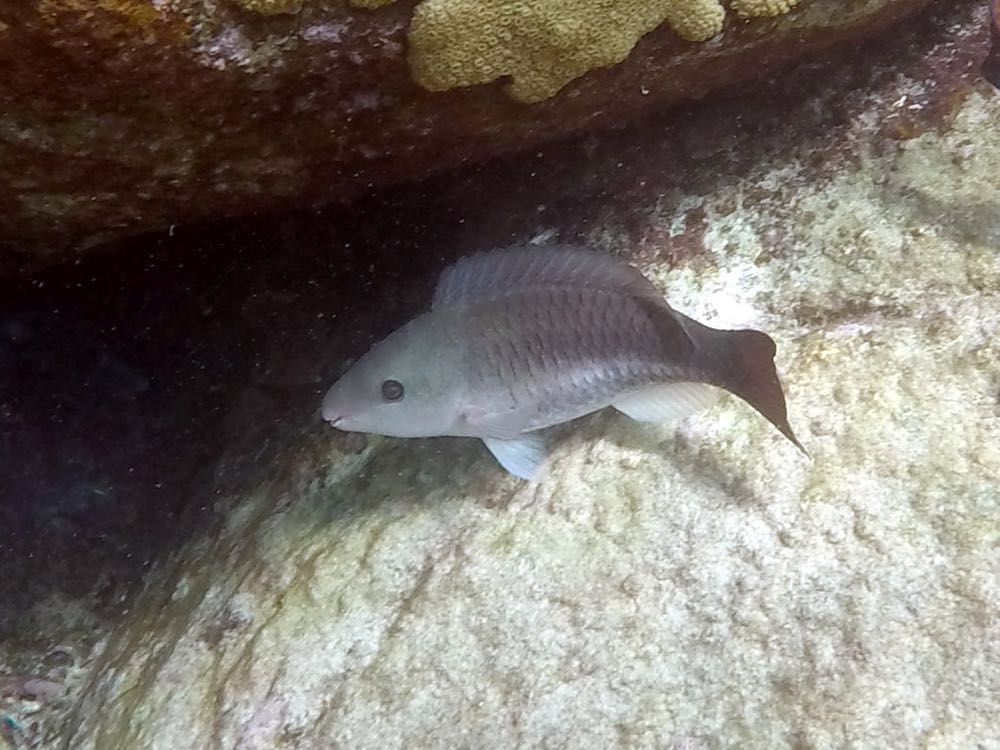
[0, 0, 931, 267]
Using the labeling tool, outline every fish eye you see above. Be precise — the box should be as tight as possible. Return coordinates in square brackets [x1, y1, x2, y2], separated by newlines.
[380, 379, 404, 402]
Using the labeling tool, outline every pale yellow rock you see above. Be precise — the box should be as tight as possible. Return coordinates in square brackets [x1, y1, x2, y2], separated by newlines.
[408, 0, 731, 103]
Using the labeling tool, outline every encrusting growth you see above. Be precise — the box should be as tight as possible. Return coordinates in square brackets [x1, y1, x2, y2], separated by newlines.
[354, 0, 805, 102]
[407, 0, 725, 103]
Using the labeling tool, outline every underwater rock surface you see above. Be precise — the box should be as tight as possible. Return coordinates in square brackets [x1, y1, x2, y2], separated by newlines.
[54, 4, 1000, 748]
[0, 0, 931, 265]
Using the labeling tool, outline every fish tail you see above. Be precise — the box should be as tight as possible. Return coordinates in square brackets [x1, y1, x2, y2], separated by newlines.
[712, 328, 808, 455]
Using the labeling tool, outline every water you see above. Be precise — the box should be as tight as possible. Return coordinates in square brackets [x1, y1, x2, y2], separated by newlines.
[1, 2, 998, 747]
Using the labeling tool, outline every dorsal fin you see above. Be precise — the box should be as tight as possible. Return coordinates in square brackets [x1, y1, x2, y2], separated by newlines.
[432, 245, 669, 310]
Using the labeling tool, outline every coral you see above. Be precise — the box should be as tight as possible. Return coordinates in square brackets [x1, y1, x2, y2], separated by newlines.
[730, 0, 800, 18]
[663, 0, 729, 40]
[406, 0, 804, 103]
[230, 0, 303, 15]
[406, 0, 727, 103]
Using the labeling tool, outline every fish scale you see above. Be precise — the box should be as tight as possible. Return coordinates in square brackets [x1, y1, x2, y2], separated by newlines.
[459, 287, 690, 432]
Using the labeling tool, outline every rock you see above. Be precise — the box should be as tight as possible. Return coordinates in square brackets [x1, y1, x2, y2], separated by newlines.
[0, 0, 932, 266]
[50, 3, 1000, 748]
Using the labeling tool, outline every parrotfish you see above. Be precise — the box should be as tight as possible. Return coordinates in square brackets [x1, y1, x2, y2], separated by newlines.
[322, 246, 803, 479]
[985, 0, 1000, 89]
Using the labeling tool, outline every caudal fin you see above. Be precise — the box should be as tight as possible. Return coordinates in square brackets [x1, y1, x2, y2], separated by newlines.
[710, 328, 807, 455]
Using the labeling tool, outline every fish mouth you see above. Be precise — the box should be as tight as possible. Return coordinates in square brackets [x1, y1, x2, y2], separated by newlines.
[320, 396, 345, 427]
[323, 408, 358, 430]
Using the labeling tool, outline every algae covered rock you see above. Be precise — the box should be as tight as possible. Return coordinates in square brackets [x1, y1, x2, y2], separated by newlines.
[0, 0, 931, 266]
[55, 4, 1000, 744]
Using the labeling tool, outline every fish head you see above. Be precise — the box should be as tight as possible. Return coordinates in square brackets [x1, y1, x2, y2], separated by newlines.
[321, 315, 464, 438]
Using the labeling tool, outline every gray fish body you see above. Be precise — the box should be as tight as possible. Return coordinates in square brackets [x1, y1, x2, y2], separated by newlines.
[322, 246, 802, 478]
[444, 289, 695, 435]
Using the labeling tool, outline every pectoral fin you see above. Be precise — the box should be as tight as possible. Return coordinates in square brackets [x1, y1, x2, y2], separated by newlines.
[482, 434, 547, 480]
[462, 404, 528, 440]
[613, 382, 722, 423]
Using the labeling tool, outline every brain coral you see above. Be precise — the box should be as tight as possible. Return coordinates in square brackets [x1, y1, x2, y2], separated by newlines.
[406, 0, 802, 103]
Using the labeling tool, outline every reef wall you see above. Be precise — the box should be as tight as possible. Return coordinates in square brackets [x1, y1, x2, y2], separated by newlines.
[0, 0, 930, 266]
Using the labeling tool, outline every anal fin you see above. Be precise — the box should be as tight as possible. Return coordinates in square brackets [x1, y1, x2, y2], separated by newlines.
[613, 382, 722, 423]
[482, 434, 547, 480]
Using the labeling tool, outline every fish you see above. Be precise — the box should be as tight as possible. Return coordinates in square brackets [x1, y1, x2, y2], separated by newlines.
[985, 0, 1000, 89]
[321, 246, 804, 480]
